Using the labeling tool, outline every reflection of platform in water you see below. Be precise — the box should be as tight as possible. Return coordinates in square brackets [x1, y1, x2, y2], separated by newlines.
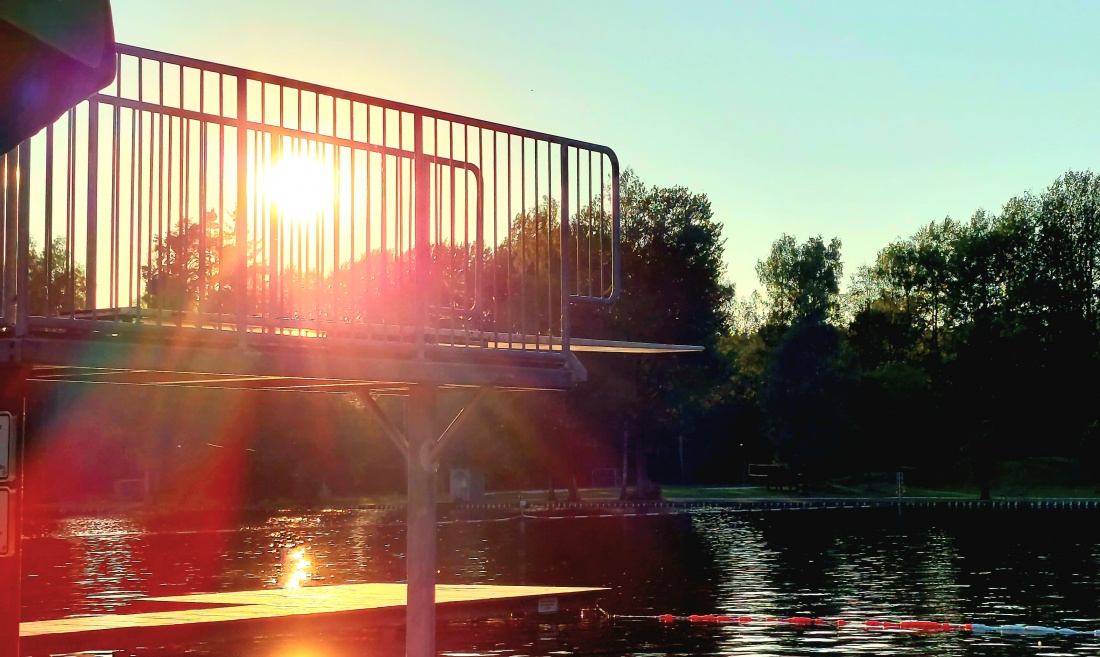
[21, 583, 604, 653]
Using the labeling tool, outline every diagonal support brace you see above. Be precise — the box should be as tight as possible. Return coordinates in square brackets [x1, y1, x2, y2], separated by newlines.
[354, 390, 409, 459]
[423, 386, 492, 468]
[353, 387, 493, 469]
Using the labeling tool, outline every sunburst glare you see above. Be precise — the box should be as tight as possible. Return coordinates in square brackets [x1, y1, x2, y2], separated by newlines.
[266, 152, 334, 222]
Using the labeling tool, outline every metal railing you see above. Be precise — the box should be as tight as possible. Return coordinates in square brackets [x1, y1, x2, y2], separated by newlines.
[0, 44, 620, 359]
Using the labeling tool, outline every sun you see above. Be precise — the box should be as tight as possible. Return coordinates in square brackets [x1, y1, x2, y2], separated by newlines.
[266, 151, 334, 222]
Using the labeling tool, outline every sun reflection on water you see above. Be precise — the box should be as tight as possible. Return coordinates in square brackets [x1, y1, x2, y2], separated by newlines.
[285, 547, 313, 589]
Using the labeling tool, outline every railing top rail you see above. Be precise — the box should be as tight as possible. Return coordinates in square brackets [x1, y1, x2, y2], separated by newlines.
[114, 43, 620, 161]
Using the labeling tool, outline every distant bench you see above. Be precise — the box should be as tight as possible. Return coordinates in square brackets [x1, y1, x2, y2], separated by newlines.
[747, 464, 802, 492]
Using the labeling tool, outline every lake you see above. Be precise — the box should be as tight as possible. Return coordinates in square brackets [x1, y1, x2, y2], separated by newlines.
[20, 507, 1100, 656]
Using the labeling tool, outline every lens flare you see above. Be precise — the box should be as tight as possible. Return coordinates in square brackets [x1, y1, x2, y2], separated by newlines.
[266, 152, 333, 222]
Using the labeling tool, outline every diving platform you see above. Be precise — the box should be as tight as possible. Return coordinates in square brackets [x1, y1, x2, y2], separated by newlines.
[0, 39, 691, 657]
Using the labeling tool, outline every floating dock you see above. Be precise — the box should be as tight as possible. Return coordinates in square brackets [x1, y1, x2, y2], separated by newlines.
[20, 583, 604, 654]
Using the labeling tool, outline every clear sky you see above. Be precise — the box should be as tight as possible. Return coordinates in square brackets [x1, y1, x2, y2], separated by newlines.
[111, 0, 1100, 295]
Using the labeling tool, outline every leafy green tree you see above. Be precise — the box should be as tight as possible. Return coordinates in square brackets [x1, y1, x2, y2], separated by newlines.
[142, 210, 239, 313]
[756, 234, 843, 327]
[568, 170, 734, 488]
[761, 318, 858, 486]
[27, 237, 85, 315]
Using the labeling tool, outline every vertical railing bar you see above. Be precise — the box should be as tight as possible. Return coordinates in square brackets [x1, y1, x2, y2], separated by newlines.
[491, 129, 497, 346]
[546, 142, 552, 343]
[400, 110, 409, 321]
[332, 100, 340, 324]
[0, 152, 7, 324]
[2, 151, 15, 323]
[147, 109, 157, 321]
[381, 112, 389, 339]
[216, 72, 224, 329]
[271, 133, 281, 332]
[433, 118, 441, 348]
[533, 140, 539, 350]
[67, 108, 76, 319]
[611, 157, 621, 303]
[313, 139, 318, 329]
[587, 150, 592, 298]
[113, 52, 123, 318]
[365, 105, 371, 340]
[110, 77, 120, 318]
[559, 144, 570, 357]
[349, 103, 355, 275]
[462, 125, 469, 347]
[506, 133, 512, 349]
[134, 57, 144, 317]
[177, 65, 186, 325]
[447, 121, 455, 347]
[600, 156, 605, 297]
[135, 108, 144, 321]
[199, 71, 208, 323]
[475, 128, 484, 343]
[575, 147, 580, 297]
[319, 141, 326, 328]
[127, 108, 136, 313]
[330, 142, 338, 325]
[156, 66, 165, 324]
[414, 113, 428, 357]
[235, 74, 248, 335]
[181, 114, 190, 327]
[314, 90, 319, 330]
[45, 125, 55, 317]
[163, 110, 173, 324]
[87, 96, 99, 316]
[519, 137, 525, 348]
[251, 131, 259, 328]
[260, 83, 267, 330]
[1, 152, 9, 322]
[302, 143, 308, 331]
[16, 140, 31, 334]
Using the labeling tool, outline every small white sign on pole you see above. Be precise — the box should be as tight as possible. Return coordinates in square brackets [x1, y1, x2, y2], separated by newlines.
[0, 412, 10, 480]
[0, 489, 8, 556]
[537, 597, 559, 614]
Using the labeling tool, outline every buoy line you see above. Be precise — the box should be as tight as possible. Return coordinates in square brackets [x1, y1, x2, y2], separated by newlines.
[610, 614, 1100, 637]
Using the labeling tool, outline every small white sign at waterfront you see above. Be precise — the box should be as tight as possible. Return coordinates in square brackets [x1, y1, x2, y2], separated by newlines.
[537, 597, 559, 614]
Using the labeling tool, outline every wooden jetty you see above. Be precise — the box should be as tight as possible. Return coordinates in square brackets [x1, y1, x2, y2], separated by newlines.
[20, 583, 604, 654]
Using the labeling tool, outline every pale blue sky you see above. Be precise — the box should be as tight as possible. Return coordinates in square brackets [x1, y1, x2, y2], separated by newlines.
[111, 0, 1100, 294]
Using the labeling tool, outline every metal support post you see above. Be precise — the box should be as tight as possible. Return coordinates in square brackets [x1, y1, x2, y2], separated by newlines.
[405, 384, 437, 657]
[0, 367, 29, 657]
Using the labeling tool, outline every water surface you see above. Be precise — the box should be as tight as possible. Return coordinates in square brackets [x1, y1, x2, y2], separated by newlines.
[21, 508, 1100, 656]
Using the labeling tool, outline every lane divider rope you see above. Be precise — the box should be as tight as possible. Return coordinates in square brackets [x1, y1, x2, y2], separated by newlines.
[612, 614, 1100, 637]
